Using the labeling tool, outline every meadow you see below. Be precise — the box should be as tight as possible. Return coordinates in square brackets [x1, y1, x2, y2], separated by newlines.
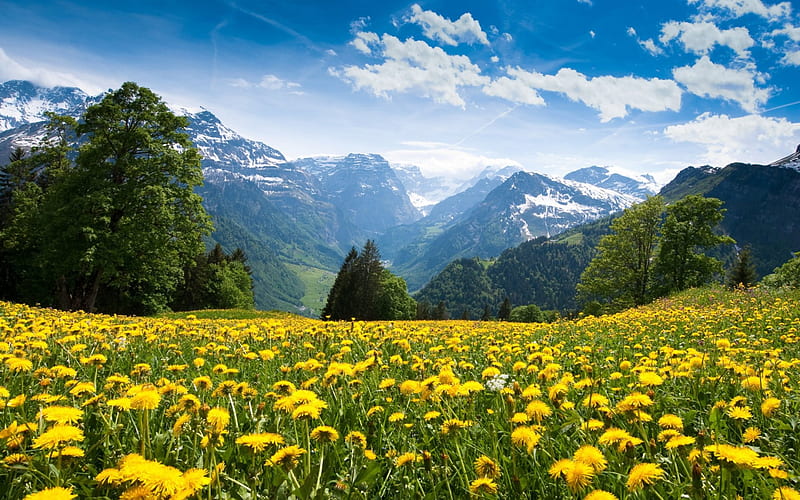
[0, 286, 799, 499]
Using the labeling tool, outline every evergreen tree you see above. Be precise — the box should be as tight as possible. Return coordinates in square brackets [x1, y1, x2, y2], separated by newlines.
[727, 246, 758, 288]
[433, 301, 449, 320]
[321, 247, 358, 319]
[498, 296, 512, 321]
[322, 241, 415, 320]
[460, 308, 470, 320]
[481, 305, 492, 321]
[416, 300, 432, 320]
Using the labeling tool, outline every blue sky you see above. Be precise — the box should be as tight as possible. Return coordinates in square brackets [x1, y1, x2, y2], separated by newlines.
[1, 0, 800, 184]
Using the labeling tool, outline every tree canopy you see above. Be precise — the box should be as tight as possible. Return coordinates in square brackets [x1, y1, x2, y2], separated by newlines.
[0, 82, 213, 314]
[322, 240, 415, 321]
[577, 195, 733, 313]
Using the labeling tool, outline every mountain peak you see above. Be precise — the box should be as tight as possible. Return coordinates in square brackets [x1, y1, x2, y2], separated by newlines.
[769, 144, 800, 171]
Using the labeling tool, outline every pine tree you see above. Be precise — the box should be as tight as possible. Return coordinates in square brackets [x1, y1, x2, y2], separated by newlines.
[321, 247, 358, 320]
[727, 246, 757, 289]
[498, 296, 512, 321]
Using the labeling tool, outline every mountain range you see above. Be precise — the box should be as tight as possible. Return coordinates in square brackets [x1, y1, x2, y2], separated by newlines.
[1, 79, 669, 314]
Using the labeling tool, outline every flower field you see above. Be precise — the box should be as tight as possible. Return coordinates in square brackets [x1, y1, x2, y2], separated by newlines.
[1, 287, 799, 499]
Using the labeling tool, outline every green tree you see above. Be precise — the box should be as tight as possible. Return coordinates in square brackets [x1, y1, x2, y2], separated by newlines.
[498, 296, 512, 321]
[727, 246, 758, 289]
[416, 300, 432, 320]
[376, 269, 416, 320]
[654, 195, 734, 294]
[322, 241, 415, 320]
[172, 244, 255, 311]
[321, 247, 359, 320]
[30, 82, 211, 313]
[762, 252, 800, 289]
[433, 301, 449, 320]
[509, 304, 544, 323]
[577, 196, 665, 310]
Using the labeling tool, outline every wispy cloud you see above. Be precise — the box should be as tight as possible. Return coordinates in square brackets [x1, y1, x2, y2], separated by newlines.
[229, 74, 304, 94]
[0, 47, 106, 93]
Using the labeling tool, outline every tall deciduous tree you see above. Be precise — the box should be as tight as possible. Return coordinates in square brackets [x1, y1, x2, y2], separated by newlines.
[654, 195, 734, 294]
[577, 196, 665, 310]
[38, 82, 212, 313]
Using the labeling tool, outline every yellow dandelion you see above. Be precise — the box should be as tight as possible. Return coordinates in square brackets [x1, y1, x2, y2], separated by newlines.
[292, 403, 322, 420]
[206, 407, 230, 433]
[743, 427, 761, 443]
[626, 462, 665, 491]
[23, 487, 76, 500]
[32, 424, 85, 450]
[657, 414, 683, 430]
[773, 487, 800, 500]
[345, 431, 367, 448]
[584, 490, 618, 500]
[310, 425, 340, 443]
[469, 477, 499, 495]
[726, 405, 752, 420]
[573, 445, 607, 472]
[235, 432, 285, 452]
[474, 455, 501, 479]
[761, 397, 781, 417]
[129, 390, 161, 411]
[265, 445, 306, 470]
[394, 451, 420, 467]
[638, 372, 664, 386]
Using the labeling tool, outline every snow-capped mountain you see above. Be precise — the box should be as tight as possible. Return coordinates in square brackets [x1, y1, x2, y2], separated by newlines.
[388, 170, 639, 290]
[0, 80, 95, 131]
[564, 165, 658, 200]
[770, 144, 800, 171]
[292, 154, 420, 234]
[390, 162, 451, 214]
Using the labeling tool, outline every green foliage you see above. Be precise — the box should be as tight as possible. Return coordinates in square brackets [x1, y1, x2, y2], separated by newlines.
[172, 243, 255, 311]
[322, 241, 416, 320]
[653, 195, 734, 294]
[762, 252, 800, 289]
[578, 195, 733, 313]
[509, 304, 544, 323]
[0, 83, 213, 314]
[577, 196, 666, 310]
[414, 258, 502, 320]
[727, 246, 758, 289]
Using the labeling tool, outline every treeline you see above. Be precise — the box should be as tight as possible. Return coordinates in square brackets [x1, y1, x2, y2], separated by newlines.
[0, 82, 253, 315]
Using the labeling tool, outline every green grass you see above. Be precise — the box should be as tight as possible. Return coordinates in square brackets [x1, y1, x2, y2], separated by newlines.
[286, 263, 337, 316]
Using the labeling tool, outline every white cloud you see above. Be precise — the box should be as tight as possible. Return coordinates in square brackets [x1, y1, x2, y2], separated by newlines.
[351, 31, 380, 54]
[659, 21, 754, 58]
[490, 55, 500, 63]
[783, 50, 800, 65]
[771, 23, 800, 41]
[484, 67, 682, 121]
[325, 49, 338, 57]
[0, 47, 104, 94]
[384, 144, 522, 182]
[589, 30, 596, 38]
[407, 4, 489, 46]
[672, 55, 769, 112]
[333, 35, 489, 108]
[664, 112, 800, 166]
[688, 0, 792, 20]
[482, 76, 546, 106]
[229, 74, 302, 93]
[627, 27, 664, 55]
[577, 0, 593, 5]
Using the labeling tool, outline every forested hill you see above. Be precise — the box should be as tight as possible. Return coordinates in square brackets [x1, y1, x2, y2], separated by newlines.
[416, 153, 800, 318]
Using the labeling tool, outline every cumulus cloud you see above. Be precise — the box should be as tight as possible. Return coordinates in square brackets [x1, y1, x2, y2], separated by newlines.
[688, 0, 792, 20]
[664, 112, 800, 165]
[627, 27, 664, 55]
[333, 34, 489, 108]
[351, 31, 380, 54]
[672, 55, 769, 112]
[483, 67, 682, 121]
[660, 21, 754, 58]
[406, 4, 489, 46]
